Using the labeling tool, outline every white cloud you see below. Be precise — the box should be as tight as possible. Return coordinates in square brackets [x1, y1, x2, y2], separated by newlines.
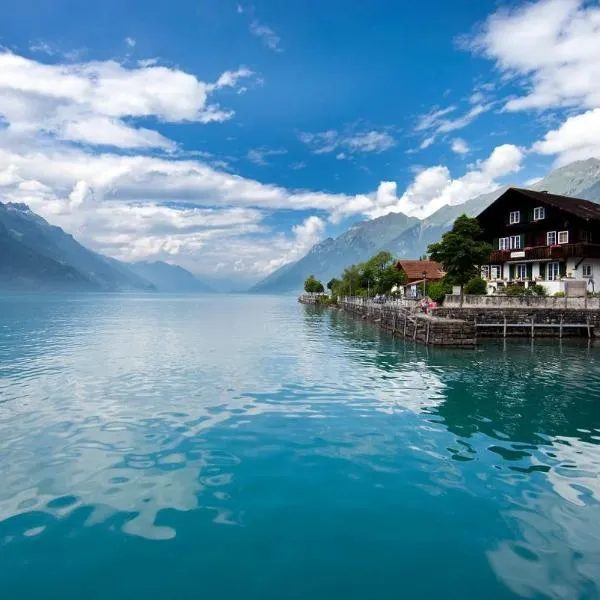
[125, 37, 136, 48]
[246, 147, 288, 166]
[249, 20, 282, 52]
[0, 51, 253, 149]
[414, 103, 490, 148]
[470, 0, 600, 112]
[451, 138, 470, 155]
[333, 143, 524, 221]
[300, 128, 396, 155]
[532, 108, 600, 165]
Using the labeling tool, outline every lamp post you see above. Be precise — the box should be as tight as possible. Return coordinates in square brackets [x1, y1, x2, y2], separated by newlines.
[422, 270, 427, 300]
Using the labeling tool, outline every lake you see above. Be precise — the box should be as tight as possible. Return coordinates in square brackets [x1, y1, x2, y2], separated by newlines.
[0, 294, 599, 599]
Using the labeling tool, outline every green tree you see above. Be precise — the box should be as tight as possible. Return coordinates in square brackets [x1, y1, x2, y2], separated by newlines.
[304, 275, 324, 294]
[327, 278, 340, 293]
[426, 279, 453, 304]
[427, 215, 493, 286]
[464, 277, 488, 295]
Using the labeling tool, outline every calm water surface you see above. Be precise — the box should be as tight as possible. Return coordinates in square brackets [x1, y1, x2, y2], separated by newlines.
[1, 294, 599, 600]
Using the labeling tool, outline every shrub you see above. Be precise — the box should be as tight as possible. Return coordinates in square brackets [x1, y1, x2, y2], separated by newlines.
[426, 280, 453, 304]
[464, 277, 488, 295]
[553, 291, 566, 298]
[504, 285, 527, 296]
[530, 284, 547, 297]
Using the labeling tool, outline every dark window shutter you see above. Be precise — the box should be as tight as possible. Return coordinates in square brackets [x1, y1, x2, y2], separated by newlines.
[539, 263, 546, 279]
[493, 238, 499, 250]
[520, 234, 526, 248]
[560, 262, 567, 278]
[527, 264, 533, 280]
[509, 264, 515, 280]
[528, 209, 534, 222]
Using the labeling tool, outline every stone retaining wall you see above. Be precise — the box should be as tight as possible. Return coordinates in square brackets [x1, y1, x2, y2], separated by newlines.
[443, 295, 600, 309]
[341, 300, 475, 348]
[435, 307, 600, 337]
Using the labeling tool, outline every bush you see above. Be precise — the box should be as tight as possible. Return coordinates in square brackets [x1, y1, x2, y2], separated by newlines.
[553, 291, 566, 298]
[504, 285, 528, 296]
[426, 280, 453, 304]
[464, 277, 488, 295]
[530, 284, 547, 297]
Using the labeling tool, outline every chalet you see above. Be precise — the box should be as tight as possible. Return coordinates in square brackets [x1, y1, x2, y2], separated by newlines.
[477, 188, 600, 295]
[395, 259, 445, 298]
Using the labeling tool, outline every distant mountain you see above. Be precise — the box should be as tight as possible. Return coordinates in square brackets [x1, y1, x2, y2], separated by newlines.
[251, 158, 600, 294]
[128, 261, 214, 293]
[0, 201, 155, 292]
[249, 212, 419, 294]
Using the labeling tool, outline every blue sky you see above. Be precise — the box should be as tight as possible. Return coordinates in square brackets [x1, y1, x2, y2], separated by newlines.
[1, 0, 599, 288]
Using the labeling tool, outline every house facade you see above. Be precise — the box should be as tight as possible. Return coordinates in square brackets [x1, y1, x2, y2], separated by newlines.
[394, 259, 445, 298]
[477, 188, 600, 295]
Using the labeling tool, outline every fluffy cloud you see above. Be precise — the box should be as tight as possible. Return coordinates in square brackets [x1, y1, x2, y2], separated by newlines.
[451, 138, 470, 155]
[532, 108, 600, 165]
[249, 21, 282, 52]
[0, 52, 253, 149]
[470, 0, 600, 112]
[299, 128, 396, 155]
[335, 144, 524, 221]
[247, 147, 288, 166]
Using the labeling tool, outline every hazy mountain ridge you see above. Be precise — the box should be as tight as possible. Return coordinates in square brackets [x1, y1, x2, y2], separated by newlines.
[128, 261, 215, 293]
[0, 201, 154, 292]
[251, 158, 600, 294]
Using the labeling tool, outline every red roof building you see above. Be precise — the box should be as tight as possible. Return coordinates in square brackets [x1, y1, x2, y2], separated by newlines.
[395, 260, 445, 283]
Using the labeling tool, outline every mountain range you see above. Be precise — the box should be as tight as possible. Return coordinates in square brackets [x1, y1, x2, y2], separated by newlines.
[250, 158, 600, 294]
[0, 201, 212, 293]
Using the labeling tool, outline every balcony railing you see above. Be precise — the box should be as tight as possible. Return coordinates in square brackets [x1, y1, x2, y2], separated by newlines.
[489, 243, 600, 263]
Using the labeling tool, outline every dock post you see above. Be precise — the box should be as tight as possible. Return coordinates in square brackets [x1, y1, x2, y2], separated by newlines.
[503, 316, 507, 338]
[403, 313, 407, 338]
[588, 317, 591, 339]
[531, 315, 535, 339]
[560, 315, 563, 339]
[426, 321, 430, 344]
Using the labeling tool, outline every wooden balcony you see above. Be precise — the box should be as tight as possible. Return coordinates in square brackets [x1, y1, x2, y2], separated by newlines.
[489, 243, 600, 263]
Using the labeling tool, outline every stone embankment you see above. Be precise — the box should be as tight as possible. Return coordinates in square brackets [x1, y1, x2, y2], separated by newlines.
[339, 298, 476, 348]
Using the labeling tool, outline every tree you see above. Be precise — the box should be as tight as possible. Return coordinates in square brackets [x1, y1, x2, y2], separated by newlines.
[426, 280, 453, 304]
[327, 278, 340, 292]
[427, 215, 493, 286]
[304, 275, 324, 294]
[464, 277, 488, 295]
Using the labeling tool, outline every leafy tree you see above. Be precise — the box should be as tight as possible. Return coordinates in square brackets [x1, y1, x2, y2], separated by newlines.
[304, 275, 324, 294]
[427, 215, 493, 286]
[464, 277, 488, 295]
[327, 278, 340, 293]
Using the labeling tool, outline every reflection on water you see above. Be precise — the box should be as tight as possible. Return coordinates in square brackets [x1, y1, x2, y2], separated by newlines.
[0, 294, 599, 599]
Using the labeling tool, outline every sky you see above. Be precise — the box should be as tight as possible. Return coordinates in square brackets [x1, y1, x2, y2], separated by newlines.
[1, 0, 600, 289]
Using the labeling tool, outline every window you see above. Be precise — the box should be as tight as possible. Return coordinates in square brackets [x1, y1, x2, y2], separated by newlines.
[582, 264, 593, 278]
[509, 211, 520, 224]
[499, 237, 509, 250]
[509, 235, 522, 250]
[581, 230, 593, 243]
[515, 264, 527, 280]
[481, 266, 490, 279]
[558, 231, 569, 244]
[533, 206, 545, 220]
[547, 231, 557, 246]
[548, 262, 560, 281]
[491, 265, 501, 280]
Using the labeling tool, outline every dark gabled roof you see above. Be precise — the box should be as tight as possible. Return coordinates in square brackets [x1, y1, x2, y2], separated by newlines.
[483, 187, 600, 222]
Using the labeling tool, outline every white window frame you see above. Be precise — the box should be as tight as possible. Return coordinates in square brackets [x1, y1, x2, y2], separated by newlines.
[582, 264, 593, 278]
[491, 265, 501, 280]
[533, 206, 545, 221]
[509, 235, 522, 250]
[499, 237, 509, 250]
[547, 231, 557, 246]
[547, 262, 560, 281]
[558, 231, 569, 244]
[516, 264, 527, 280]
[481, 265, 490, 280]
[509, 211, 520, 225]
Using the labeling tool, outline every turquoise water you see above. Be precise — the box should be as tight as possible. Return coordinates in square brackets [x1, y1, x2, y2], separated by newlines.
[1, 294, 599, 600]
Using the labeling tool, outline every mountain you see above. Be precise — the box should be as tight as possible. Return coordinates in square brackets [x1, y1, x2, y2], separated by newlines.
[128, 261, 215, 293]
[0, 201, 155, 292]
[251, 158, 600, 294]
[249, 212, 419, 294]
